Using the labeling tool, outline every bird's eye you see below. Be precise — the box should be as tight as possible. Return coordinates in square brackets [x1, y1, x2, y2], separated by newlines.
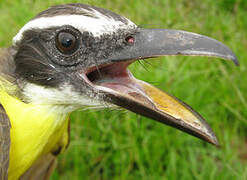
[56, 31, 78, 54]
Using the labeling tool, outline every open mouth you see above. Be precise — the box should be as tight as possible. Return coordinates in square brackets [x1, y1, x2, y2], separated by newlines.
[87, 62, 134, 93]
[86, 61, 153, 105]
[85, 61, 219, 145]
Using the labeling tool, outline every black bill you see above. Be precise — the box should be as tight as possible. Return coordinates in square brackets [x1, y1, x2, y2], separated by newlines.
[109, 28, 238, 65]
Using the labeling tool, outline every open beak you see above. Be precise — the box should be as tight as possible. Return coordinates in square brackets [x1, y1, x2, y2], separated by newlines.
[86, 28, 238, 146]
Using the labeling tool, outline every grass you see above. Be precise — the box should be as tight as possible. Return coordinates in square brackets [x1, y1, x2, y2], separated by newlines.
[0, 0, 247, 179]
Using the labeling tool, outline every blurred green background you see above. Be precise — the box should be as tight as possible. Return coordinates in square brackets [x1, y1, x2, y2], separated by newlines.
[0, 0, 247, 179]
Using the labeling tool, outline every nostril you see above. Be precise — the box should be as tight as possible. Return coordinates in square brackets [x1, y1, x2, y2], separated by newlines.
[125, 36, 135, 45]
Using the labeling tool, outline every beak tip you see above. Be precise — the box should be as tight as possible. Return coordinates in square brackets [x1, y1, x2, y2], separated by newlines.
[210, 138, 219, 147]
[233, 57, 239, 66]
[206, 133, 219, 146]
[229, 53, 239, 66]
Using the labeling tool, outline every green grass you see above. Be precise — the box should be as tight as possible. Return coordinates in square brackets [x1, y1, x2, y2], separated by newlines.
[1, 0, 247, 179]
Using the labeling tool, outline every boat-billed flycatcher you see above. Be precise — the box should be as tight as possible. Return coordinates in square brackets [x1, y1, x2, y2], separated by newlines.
[0, 3, 238, 180]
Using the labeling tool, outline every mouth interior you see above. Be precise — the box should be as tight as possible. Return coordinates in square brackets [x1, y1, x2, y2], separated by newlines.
[86, 62, 142, 94]
[86, 62, 154, 105]
[85, 61, 218, 145]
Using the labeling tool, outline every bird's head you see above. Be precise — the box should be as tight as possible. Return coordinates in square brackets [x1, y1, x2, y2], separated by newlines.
[12, 3, 238, 145]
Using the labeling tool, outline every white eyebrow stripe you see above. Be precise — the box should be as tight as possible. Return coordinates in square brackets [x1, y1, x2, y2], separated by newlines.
[13, 14, 136, 44]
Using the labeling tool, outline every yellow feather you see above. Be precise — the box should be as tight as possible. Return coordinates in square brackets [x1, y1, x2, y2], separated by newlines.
[0, 90, 70, 179]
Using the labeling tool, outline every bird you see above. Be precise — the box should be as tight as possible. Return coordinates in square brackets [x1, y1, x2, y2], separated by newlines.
[0, 3, 238, 180]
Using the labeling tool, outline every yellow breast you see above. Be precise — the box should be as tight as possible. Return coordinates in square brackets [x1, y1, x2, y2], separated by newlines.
[0, 91, 70, 180]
